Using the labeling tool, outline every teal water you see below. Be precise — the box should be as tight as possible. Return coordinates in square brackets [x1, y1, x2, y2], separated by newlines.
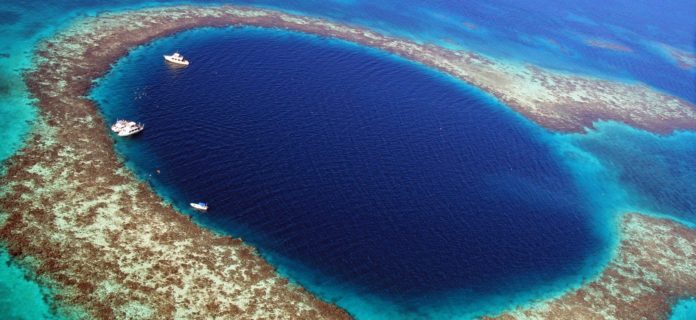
[0, 251, 56, 319]
[0, 3, 76, 319]
[0, 1, 694, 319]
[670, 298, 696, 320]
[565, 122, 696, 222]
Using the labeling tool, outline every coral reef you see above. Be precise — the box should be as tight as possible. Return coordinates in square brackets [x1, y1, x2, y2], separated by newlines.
[584, 39, 633, 52]
[657, 43, 696, 70]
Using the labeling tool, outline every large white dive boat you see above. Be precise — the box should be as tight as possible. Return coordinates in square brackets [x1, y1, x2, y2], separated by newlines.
[163, 52, 190, 66]
[111, 120, 144, 137]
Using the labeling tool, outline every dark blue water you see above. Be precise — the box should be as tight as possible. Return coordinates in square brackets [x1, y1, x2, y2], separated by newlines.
[92, 27, 604, 317]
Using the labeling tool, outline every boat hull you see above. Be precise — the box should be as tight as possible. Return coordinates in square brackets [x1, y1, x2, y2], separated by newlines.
[117, 124, 144, 137]
[117, 129, 144, 137]
[190, 203, 208, 211]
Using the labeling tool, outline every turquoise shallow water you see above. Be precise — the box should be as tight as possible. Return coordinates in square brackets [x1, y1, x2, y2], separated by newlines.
[670, 298, 696, 320]
[0, 251, 56, 319]
[0, 3, 73, 319]
[566, 123, 696, 222]
[0, 1, 694, 319]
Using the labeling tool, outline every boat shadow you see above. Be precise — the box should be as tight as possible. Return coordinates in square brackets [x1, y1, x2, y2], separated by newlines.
[164, 62, 188, 77]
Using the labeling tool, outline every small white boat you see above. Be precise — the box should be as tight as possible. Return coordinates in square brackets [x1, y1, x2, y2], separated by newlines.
[163, 52, 190, 66]
[117, 121, 145, 137]
[190, 202, 208, 211]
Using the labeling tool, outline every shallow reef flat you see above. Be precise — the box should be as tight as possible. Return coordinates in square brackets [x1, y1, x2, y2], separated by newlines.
[0, 5, 694, 319]
[584, 39, 633, 53]
[656, 43, 696, 70]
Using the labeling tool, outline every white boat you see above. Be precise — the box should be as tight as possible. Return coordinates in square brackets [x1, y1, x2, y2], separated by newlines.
[163, 52, 190, 66]
[190, 202, 208, 211]
[116, 121, 145, 137]
[111, 119, 129, 133]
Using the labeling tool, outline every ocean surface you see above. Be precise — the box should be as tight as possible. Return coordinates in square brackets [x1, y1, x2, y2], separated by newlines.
[670, 298, 696, 320]
[92, 28, 607, 318]
[0, 0, 695, 319]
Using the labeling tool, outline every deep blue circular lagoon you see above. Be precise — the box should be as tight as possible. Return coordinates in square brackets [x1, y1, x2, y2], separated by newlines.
[92, 27, 604, 318]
